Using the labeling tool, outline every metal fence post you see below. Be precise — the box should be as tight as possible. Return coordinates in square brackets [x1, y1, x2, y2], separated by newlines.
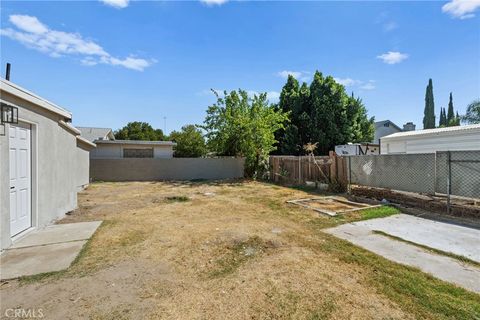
[447, 151, 451, 215]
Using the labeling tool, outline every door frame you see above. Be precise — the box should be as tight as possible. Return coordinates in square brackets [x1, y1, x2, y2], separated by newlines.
[9, 118, 38, 239]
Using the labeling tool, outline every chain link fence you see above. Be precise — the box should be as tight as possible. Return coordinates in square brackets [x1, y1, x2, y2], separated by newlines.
[347, 150, 480, 213]
[349, 153, 436, 194]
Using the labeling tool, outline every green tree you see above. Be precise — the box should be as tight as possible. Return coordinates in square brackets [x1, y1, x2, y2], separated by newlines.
[346, 93, 375, 143]
[169, 125, 207, 158]
[461, 99, 480, 124]
[114, 121, 164, 140]
[201, 90, 289, 178]
[439, 107, 447, 127]
[275, 71, 374, 155]
[423, 79, 436, 129]
[275, 75, 302, 155]
[447, 92, 455, 126]
[309, 72, 350, 154]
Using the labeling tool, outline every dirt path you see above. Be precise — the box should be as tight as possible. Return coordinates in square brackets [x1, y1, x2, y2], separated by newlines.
[1, 181, 478, 319]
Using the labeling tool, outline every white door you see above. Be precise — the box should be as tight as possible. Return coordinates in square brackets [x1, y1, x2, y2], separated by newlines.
[9, 123, 32, 236]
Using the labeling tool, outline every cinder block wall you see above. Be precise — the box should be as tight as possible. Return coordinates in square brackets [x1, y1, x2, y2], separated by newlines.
[90, 158, 245, 181]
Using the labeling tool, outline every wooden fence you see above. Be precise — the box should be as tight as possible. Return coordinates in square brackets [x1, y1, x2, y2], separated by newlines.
[269, 152, 348, 186]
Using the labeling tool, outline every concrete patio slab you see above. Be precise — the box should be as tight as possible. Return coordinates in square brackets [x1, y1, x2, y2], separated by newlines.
[0, 221, 101, 280]
[325, 219, 480, 293]
[10, 221, 102, 249]
[352, 214, 480, 262]
[0, 241, 86, 280]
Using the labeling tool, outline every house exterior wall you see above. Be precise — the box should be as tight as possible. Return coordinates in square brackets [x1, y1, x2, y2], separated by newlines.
[91, 143, 174, 159]
[76, 141, 91, 190]
[373, 124, 402, 144]
[0, 90, 91, 250]
[380, 129, 480, 154]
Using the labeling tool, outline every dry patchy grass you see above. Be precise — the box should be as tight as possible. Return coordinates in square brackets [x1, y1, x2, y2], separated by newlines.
[1, 180, 478, 319]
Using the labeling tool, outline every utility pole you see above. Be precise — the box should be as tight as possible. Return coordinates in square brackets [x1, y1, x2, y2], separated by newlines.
[163, 116, 167, 134]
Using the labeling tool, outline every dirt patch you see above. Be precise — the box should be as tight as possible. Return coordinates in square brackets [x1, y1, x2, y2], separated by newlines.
[1, 181, 477, 319]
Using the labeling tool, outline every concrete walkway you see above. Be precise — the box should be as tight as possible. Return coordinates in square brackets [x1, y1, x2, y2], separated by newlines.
[0, 221, 102, 280]
[325, 214, 480, 293]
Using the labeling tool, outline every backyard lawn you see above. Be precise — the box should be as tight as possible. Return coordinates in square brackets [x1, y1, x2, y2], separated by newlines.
[1, 181, 479, 319]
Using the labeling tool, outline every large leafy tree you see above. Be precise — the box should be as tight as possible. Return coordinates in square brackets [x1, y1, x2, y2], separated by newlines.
[346, 93, 375, 144]
[114, 122, 164, 141]
[423, 79, 436, 129]
[201, 90, 288, 178]
[309, 72, 350, 154]
[169, 124, 207, 158]
[274, 75, 309, 155]
[275, 71, 374, 155]
[462, 99, 480, 124]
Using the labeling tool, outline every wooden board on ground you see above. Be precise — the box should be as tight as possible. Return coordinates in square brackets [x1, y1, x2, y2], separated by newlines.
[287, 196, 381, 216]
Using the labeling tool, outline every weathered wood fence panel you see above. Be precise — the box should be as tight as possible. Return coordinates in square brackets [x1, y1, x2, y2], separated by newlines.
[269, 152, 347, 185]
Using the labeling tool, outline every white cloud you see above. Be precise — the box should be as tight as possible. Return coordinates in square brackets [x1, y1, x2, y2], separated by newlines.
[376, 51, 409, 64]
[442, 0, 480, 19]
[247, 90, 280, 102]
[277, 70, 312, 82]
[100, 0, 129, 9]
[1, 14, 153, 71]
[266, 91, 280, 101]
[277, 70, 302, 79]
[359, 80, 376, 90]
[383, 21, 398, 32]
[199, 89, 280, 102]
[334, 78, 361, 86]
[334, 77, 376, 90]
[9, 15, 48, 34]
[200, 0, 228, 5]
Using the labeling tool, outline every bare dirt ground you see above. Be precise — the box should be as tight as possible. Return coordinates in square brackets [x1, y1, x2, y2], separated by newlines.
[1, 181, 478, 319]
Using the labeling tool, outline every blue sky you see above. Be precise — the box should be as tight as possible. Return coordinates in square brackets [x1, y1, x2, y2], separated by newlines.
[1, 0, 479, 134]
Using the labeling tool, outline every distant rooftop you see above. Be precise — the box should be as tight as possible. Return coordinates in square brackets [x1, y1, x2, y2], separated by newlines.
[95, 139, 176, 146]
[77, 127, 114, 142]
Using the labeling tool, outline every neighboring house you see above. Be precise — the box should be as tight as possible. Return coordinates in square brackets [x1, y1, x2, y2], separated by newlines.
[380, 124, 480, 154]
[77, 126, 176, 159]
[372, 120, 404, 144]
[0, 79, 95, 250]
[76, 127, 115, 142]
[91, 140, 176, 159]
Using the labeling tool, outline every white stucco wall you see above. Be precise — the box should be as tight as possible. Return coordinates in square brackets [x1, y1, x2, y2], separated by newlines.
[0, 89, 92, 250]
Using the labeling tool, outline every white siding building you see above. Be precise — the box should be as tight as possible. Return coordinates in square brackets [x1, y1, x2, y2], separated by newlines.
[380, 124, 480, 154]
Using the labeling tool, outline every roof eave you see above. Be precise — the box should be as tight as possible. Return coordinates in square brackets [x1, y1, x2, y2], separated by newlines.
[0, 79, 72, 119]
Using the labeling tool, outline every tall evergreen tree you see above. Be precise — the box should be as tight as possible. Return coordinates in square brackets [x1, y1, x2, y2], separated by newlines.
[423, 79, 436, 129]
[447, 92, 455, 126]
[439, 107, 447, 127]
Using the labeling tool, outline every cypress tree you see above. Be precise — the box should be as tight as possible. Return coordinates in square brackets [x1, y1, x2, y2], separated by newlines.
[423, 79, 436, 129]
[447, 92, 455, 126]
[439, 108, 446, 127]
